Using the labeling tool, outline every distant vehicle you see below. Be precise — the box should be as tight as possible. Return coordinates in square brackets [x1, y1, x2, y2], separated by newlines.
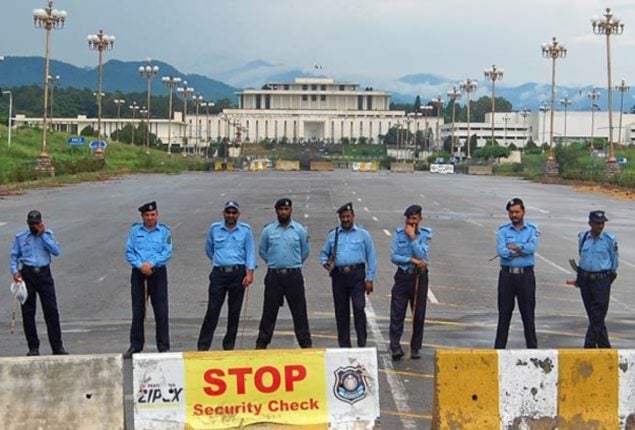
[449, 157, 459, 165]
[435, 157, 445, 164]
[617, 156, 628, 165]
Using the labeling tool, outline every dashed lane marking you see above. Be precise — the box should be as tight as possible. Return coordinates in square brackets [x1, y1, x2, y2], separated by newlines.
[357, 198, 362, 202]
[372, 216, 379, 222]
[380, 369, 433, 379]
[427, 288, 439, 304]
[383, 229, 392, 236]
[364, 206, 369, 212]
[535, 252, 572, 274]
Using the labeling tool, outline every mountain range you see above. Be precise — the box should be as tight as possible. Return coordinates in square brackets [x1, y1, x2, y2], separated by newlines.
[1, 56, 631, 113]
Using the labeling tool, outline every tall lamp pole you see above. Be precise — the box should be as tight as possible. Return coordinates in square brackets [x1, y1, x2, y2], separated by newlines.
[88, 29, 115, 158]
[419, 105, 433, 155]
[559, 96, 572, 141]
[139, 107, 148, 149]
[484, 64, 504, 145]
[113, 99, 125, 142]
[201, 101, 214, 157]
[430, 96, 444, 153]
[539, 102, 550, 148]
[162, 75, 181, 156]
[616, 79, 630, 145]
[138, 59, 159, 154]
[446, 86, 461, 158]
[592, 7, 624, 174]
[48, 74, 59, 126]
[541, 36, 567, 164]
[193, 95, 203, 157]
[520, 107, 530, 145]
[177, 81, 194, 155]
[587, 88, 600, 142]
[33, 0, 67, 175]
[459, 78, 477, 159]
[2, 89, 12, 147]
[129, 101, 139, 145]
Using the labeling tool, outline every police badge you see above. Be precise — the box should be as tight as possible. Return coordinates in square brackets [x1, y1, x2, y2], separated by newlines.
[333, 366, 368, 404]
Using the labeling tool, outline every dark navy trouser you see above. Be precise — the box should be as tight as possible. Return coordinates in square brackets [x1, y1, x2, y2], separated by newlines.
[389, 269, 428, 353]
[331, 267, 367, 347]
[494, 269, 537, 349]
[130, 266, 169, 351]
[579, 275, 612, 348]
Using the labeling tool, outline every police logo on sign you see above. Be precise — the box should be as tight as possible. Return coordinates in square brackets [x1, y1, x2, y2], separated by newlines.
[333, 366, 368, 405]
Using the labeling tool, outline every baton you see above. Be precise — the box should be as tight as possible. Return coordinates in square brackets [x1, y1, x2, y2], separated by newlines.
[240, 285, 250, 350]
[409, 269, 421, 347]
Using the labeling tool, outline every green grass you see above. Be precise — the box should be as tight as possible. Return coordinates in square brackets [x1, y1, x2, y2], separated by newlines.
[0, 125, 210, 186]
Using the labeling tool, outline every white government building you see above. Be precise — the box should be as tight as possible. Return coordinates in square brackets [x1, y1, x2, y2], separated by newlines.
[11, 77, 635, 158]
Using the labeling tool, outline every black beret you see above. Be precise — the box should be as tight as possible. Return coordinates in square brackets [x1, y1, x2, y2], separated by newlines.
[27, 210, 42, 224]
[403, 204, 422, 217]
[275, 198, 292, 209]
[589, 210, 608, 223]
[505, 197, 524, 210]
[337, 202, 354, 215]
[138, 201, 157, 213]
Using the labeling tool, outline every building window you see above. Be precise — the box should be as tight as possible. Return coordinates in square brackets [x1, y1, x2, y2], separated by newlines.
[311, 84, 317, 90]
[367, 95, 373, 110]
[320, 95, 326, 101]
[302, 84, 308, 90]
[302, 94, 308, 101]
[357, 96, 364, 110]
[321, 85, 326, 91]
[311, 95, 317, 101]
[256, 95, 261, 109]
[265, 95, 271, 109]
[339, 85, 345, 91]
[283, 84, 289, 90]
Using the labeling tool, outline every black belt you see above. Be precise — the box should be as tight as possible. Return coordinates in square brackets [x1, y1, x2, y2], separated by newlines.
[334, 263, 365, 273]
[501, 266, 533, 274]
[213, 265, 246, 273]
[268, 268, 301, 274]
[398, 267, 426, 275]
[579, 270, 612, 280]
[22, 264, 49, 274]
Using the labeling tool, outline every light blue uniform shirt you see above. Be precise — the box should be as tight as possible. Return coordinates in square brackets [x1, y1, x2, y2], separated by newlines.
[10, 229, 61, 274]
[206, 221, 256, 270]
[497, 222, 540, 268]
[320, 224, 378, 281]
[259, 220, 310, 269]
[391, 226, 433, 272]
[578, 230, 619, 272]
[125, 222, 173, 269]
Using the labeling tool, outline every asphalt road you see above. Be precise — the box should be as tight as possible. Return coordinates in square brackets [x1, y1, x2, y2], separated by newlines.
[1, 170, 635, 429]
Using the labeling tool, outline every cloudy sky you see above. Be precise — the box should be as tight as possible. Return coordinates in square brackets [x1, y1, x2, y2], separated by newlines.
[2, 0, 635, 87]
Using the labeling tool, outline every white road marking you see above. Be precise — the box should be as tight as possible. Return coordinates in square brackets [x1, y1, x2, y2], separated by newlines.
[173, 222, 183, 230]
[467, 219, 483, 227]
[420, 194, 425, 199]
[427, 288, 439, 304]
[433, 201, 440, 206]
[96, 276, 105, 283]
[383, 229, 392, 237]
[364, 206, 369, 212]
[304, 213, 309, 219]
[306, 196, 310, 200]
[357, 198, 362, 202]
[528, 206, 550, 214]
[620, 260, 635, 269]
[372, 216, 379, 222]
[352, 191, 356, 195]
[366, 300, 415, 429]
[221, 192, 226, 197]
[0, 222, 7, 227]
[535, 252, 572, 274]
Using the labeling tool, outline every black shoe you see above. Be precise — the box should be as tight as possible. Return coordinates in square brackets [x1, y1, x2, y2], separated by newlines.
[27, 348, 40, 357]
[158, 348, 169, 353]
[123, 347, 141, 359]
[53, 348, 69, 355]
[392, 350, 405, 361]
[410, 349, 421, 359]
[255, 343, 267, 350]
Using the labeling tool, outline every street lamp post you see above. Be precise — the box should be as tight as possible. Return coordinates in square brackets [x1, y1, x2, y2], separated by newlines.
[502, 114, 510, 146]
[419, 105, 433, 155]
[138, 59, 159, 154]
[560, 96, 572, 141]
[2, 90, 13, 147]
[129, 102, 139, 145]
[520, 107, 530, 145]
[88, 29, 115, 159]
[446, 86, 461, 158]
[592, 7, 624, 175]
[193, 94, 203, 157]
[430, 96, 444, 153]
[459, 78, 477, 160]
[139, 107, 148, 149]
[539, 102, 550, 148]
[541, 37, 567, 170]
[161, 75, 181, 156]
[483, 65, 504, 146]
[616, 79, 630, 145]
[33, 0, 67, 175]
[113, 99, 125, 142]
[177, 81, 194, 155]
[201, 101, 214, 157]
[47, 74, 59, 126]
[587, 88, 600, 142]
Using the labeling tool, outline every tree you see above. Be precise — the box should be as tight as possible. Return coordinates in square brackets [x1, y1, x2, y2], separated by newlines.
[471, 96, 513, 122]
[413, 95, 421, 113]
[474, 143, 511, 161]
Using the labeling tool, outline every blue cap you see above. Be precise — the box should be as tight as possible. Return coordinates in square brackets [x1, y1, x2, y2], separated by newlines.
[589, 210, 608, 223]
[224, 201, 240, 211]
[404, 204, 422, 217]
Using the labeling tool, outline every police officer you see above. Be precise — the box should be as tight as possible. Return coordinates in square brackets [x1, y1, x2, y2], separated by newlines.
[197, 201, 256, 351]
[389, 204, 432, 361]
[255, 198, 312, 349]
[9, 210, 68, 356]
[577, 210, 618, 349]
[494, 197, 540, 349]
[124, 201, 173, 358]
[320, 202, 377, 348]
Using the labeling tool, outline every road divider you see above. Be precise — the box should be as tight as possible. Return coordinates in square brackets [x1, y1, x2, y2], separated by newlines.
[433, 349, 635, 429]
[275, 160, 300, 171]
[134, 348, 379, 429]
[310, 161, 334, 171]
[0, 354, 124, 429]
[352, 162, 378, 172]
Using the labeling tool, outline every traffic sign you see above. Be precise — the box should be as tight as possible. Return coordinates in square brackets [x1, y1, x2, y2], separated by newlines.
[67, 136, 85, 146]
[89, 140, 107, 150]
